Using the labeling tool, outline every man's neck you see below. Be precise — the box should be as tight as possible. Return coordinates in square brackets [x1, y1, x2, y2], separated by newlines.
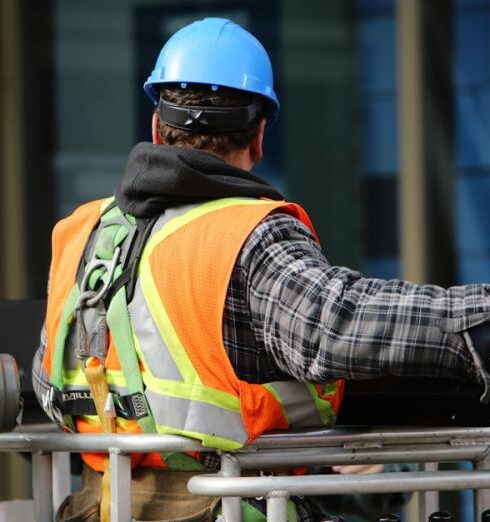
[203, 147, 252, 172]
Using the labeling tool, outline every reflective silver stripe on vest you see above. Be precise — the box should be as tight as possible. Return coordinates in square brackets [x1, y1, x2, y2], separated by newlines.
[128, 280, 183, 381]
[267, 381, 324, 427]
[145, 389, 249, 445]
[127, 204, 202, 382]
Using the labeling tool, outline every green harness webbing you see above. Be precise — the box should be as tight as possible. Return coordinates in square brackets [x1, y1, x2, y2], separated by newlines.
[106, 281, 204, 470]
[51, 203, 204, 470]
[215, 499, 298, 522]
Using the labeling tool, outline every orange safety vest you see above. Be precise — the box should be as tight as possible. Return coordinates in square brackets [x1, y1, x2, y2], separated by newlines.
[43, 197, 344, 471]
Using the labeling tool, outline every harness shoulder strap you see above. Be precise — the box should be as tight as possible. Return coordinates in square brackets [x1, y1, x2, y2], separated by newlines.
[56, 202, 204, 470]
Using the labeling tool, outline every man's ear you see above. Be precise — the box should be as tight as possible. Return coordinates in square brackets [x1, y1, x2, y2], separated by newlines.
[152, 112, 164, 144]
[249, 118, 266, 164]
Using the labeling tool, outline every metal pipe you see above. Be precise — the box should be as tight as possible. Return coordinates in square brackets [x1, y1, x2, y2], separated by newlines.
[52, 451, 71, 513]
[0, 432, 208, 453]
[110, 450, 131, 522]
[220, 454, 242, 522]
[247, 426, 490, 450]
[234, 444, 489, 469]
[32, 452, 53, 522]
[0, 432, 488, 465]
[266, 491, 289, 522]
[6, 425, 490, 452]
[474, 453, 490, 520]
[419, 463, 439, 520]
[188, 470, 490, 498]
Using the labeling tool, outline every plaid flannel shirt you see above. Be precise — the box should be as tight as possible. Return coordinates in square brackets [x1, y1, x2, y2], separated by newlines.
[33, 210, 490, 521]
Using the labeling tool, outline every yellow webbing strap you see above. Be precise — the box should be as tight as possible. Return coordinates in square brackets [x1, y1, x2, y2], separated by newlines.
[85, 357, 116, 522]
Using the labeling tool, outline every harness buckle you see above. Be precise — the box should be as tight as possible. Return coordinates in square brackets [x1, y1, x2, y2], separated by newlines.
[75, 292, 108, 363]
[75, 243, 122, 364]
[43, 386, 64, 425]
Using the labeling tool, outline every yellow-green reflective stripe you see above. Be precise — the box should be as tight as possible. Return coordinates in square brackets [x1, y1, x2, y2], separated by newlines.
[142, 372, 240, 413]
[305, 383, 337, 427]
[100, 196, 115, 212]
[139, 263, 201, 385]
[154, 423, 243, 451]
[63, 368, 126, 388]
[132, 331, 148, 372]
[263, 383, 289, 423]
[141, 198, 277, 264]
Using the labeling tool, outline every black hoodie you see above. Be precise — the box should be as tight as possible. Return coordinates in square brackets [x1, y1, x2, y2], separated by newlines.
[115, 142, 283, 218]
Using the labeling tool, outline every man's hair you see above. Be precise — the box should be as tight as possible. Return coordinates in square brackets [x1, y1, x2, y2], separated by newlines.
[157, 84, 264, 156]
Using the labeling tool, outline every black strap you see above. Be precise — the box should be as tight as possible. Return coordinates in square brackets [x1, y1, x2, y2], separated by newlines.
[468, 322, 490, 374]
[103, 216, 158, 305]
[75, 202, 157, 306]
[52, 388, 148, 420]
[158, 98, 263, 133]
[75, 199, 122, 287]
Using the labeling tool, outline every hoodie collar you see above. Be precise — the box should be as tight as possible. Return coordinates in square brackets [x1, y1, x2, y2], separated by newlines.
[115, 142, 284, 218]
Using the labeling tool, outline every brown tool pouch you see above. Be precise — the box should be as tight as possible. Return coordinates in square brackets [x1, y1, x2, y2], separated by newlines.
[56, 464, 219, 522]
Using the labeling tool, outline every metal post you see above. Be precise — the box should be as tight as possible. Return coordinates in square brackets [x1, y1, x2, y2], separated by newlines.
[52, 452, 71, 513]
[419, 462, 439, 519]
[266, 490, 289, 522]
[32, 451, 53, 522]
[0, 0, 25, 298]
[397, 0, 426, 284]
[110, 449, 131, 522]
[474, 453, 490, 520]
[220, 453, 242, 522]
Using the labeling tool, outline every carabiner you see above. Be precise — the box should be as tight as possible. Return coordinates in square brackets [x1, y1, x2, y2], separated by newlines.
[79, 246, 121, 306]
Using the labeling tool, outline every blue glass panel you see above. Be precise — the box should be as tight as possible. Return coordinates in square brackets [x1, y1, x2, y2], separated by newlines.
[458, 254, 490, 283]
[357, 0, 394, 16]
[456, 90, 490, 168]
[454, 12, 489, 88]
[364, 256, 400, 279]
[457, 176, 490, 251]
[358, 17, 396, 93]
[362, 97, 398, 175]
[457, 462, 474, 522]
[454, 0, 489, 7]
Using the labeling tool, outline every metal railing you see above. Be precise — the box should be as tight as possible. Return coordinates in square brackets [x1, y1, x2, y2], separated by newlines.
[2, 425, 490, 521]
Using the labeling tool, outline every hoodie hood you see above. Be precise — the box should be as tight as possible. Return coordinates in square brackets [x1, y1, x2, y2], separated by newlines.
[115, 142, 284, 218]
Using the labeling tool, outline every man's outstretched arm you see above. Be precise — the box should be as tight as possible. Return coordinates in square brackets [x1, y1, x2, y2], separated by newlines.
[241, 213, 490, 398]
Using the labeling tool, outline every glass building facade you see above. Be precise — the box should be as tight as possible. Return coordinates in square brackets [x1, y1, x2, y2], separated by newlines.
[4, 0, 490, 292]
[454, 0, 490, 283]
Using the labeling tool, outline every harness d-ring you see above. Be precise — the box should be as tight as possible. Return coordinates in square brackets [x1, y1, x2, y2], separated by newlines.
[79, 246, 121, 307]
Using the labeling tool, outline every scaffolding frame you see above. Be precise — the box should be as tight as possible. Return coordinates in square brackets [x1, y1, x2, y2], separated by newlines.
[1, 426, 490, 521]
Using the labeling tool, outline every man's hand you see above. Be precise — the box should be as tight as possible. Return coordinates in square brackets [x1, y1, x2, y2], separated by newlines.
[332, 464, 384, 474]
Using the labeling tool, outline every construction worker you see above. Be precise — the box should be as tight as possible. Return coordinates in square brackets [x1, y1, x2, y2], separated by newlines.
[32, 17, 490, 522]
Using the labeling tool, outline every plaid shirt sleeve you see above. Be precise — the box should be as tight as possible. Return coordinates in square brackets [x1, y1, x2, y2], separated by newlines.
[238, 212, 490, 397]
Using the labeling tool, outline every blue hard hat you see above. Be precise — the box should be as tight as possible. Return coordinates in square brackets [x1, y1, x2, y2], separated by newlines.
[144, 18, 279, 124]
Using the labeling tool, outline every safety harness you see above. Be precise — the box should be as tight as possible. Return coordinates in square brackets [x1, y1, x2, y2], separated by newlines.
[46, 197, 342, 522]
[49, 202, 205, 521]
